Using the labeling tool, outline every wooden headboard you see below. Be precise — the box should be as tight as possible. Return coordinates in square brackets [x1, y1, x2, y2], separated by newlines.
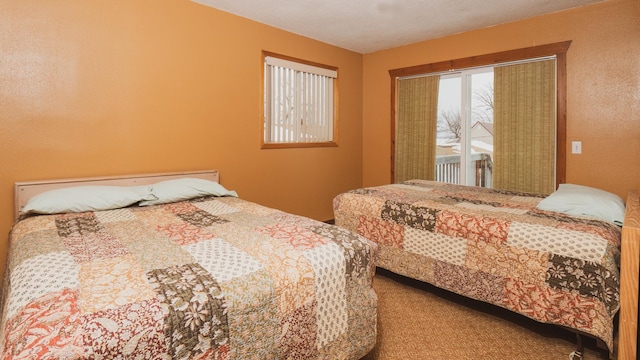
[619, 189, 640, 360]
[14, 170, 220, 220]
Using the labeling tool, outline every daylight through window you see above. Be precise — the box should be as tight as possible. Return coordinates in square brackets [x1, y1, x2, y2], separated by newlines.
[390, 42, 570, 195]
[263, 53, 338, 148]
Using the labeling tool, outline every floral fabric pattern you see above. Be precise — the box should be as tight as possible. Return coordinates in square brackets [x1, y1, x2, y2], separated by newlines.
[147, 263, 228, 360]
[1, 196, 378, 359]
[334, 179, 621, 352]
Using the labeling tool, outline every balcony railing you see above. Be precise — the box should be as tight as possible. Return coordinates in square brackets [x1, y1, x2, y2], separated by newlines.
[435, 153, 493, 187]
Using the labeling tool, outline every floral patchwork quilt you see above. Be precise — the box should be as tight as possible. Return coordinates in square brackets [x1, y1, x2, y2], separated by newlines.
[0, 196, 378, 359]
[333, 180, 620, 352]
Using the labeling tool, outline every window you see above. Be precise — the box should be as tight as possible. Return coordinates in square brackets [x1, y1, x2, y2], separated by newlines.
[434, 67, 496, 188]
[262, 52, 338, 148]
[390, 42, 570, 195]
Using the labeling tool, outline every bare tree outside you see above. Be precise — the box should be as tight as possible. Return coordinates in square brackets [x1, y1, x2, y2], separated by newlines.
[473, 83, 494, 123]
[437, 109, 462, 142]
[437, 82, 494, 142]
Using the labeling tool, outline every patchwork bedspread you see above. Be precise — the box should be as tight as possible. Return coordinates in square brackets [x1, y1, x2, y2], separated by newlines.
[333, 180, 621, 352]
[0, 196, 378, 359]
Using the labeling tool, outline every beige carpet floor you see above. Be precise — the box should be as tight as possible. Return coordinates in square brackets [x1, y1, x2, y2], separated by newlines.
[362, 269, 614, 360]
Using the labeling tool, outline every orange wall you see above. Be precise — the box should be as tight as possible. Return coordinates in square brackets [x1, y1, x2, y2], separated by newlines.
[362, 0, 640, 198]
[0, 1, 363, 271]
[2, 0, 639, 278]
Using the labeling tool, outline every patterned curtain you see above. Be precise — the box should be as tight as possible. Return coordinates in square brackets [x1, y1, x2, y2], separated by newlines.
[395, 75, 440, 183]
[493, 59, 556, 195]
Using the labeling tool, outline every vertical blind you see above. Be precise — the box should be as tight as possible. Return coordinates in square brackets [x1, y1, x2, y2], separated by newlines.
[493, 59, 556, 195]
[395, 75, 440, 183]
[264, 56, 336, 144]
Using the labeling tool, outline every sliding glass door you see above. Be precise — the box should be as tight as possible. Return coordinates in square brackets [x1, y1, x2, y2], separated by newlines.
[435, 68, 494, 187]
[393, 49, 561, 195]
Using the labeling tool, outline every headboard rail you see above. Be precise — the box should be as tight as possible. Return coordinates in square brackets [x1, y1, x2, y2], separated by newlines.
[618, 189, 640, 360]
[14, 170, 220, 220]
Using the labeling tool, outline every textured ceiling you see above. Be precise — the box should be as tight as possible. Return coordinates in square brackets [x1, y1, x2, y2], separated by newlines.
[192, 0, 605, 54]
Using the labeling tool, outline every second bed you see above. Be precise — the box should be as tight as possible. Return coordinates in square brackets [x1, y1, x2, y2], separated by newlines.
[333, 180, 629, 355]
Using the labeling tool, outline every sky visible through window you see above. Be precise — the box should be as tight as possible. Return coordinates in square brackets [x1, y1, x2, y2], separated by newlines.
[437, 70, 493, 145]
[437, 71, 493, 122]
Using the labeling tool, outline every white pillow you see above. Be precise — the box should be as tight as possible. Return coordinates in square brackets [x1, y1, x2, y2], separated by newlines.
[22, 185, 156, 215]
[536, 183, 626, 225]
[139, 178, 238, 206]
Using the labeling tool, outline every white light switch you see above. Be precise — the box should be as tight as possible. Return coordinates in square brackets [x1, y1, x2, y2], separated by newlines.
[571, 141, 582, 154]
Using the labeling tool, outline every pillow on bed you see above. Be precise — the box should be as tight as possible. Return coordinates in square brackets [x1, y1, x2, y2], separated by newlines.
[139, 178, 238, 206]
[22, 185, 156, 215]
[536, 183, 625, 225]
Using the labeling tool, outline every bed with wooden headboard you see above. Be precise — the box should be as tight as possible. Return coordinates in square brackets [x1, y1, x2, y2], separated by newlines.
[2, 170, 379, 359]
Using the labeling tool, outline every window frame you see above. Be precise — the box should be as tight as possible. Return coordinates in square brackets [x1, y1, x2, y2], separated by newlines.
[389, 41, 571, 187]
[261, 51, 339, 149]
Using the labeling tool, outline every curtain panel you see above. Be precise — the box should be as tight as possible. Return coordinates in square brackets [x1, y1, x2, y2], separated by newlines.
[493, 59, 556, 195]
[395, 75, 440, 183]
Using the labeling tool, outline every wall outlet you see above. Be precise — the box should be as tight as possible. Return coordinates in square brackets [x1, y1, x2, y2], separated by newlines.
[571, 141, 582, 154]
